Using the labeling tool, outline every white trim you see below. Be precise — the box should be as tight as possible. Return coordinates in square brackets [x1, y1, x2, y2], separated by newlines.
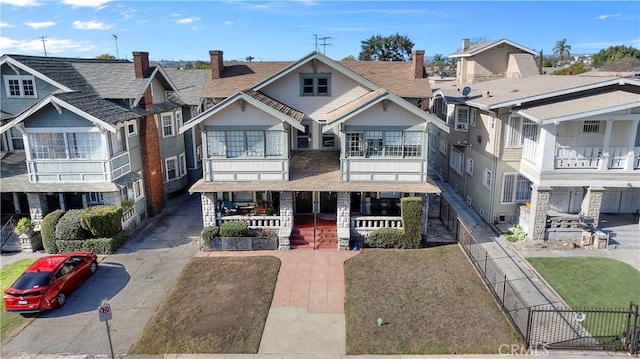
[164, 156, 178, 182]
[132, 66, 181, 107]
[0, 56, 73, 92]
[516, 102, 640, 124]
[3, 75, 38, 98]
[466, 157, 474, 176]
[161, 112, 175, 137]
[126, 121, 137, 136]
[178, 152, 187, 178]
[483, 168, 492, 189]
[449, 39, 537, 58]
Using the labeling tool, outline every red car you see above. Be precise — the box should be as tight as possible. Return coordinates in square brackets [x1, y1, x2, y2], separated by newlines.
[3, 251, 98, 313]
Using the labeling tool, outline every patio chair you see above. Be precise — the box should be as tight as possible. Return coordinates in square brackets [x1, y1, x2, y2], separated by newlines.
[221, 201, 239, 215]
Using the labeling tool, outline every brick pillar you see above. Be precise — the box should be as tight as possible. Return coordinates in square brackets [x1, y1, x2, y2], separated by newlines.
[581, 187, 605, 227]
[421, 194, 430, 237]
[139, 90, 165, 216]
[278, 191, 293, 250]
[337, 192, 351, 250]
[529, 185, 551, 241]
[201, 192, 218, 227]
[26, 193, 48, 229]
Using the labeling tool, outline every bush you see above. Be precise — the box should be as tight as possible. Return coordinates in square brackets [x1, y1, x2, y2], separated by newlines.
[398, 197, 422, 249]
[41, 210, 64, 254]
[201, 226, 219, 241]
[55, 209, 91, 241]
[219, 221, 248, 237]
[80, 205, 123, 237]
[365, 227, 402, 248]
[56, 231, 128, 254]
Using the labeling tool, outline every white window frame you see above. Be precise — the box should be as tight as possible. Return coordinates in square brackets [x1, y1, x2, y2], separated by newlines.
[489, 116, 496, 132]
[174, 110, 183, 131]
[164, 156, 178, 182]
[449, 147, 463, 175]
[429, 132, 437, 152]
[126, 121, 137, 136]
[300, 73, 331, 96]
[439, 138, 448, 155]
[455, 107, 469, 132]
[133, 179, 144, 199]
[161, 112, 175, 138]
[501, 173, 532, 204]
[470, 108, 477, 127]
[178, 152, 187, 178]
[483, 168, 492, 189]
[196, 145, 202, 162]
[466, 157, 474, 176]
[583, 120, 601, 133]
[3, 75, 37, 98]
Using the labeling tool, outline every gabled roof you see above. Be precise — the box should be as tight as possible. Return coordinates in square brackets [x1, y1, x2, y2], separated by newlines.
[323, 88, 449, 133]
[179, 89, 305, 134]
[449, 39, 537, 58]
[164, 68, 209, 105]
[515, 90, 640, 124]
[202, 61, 292, 98]
[252, 51, 380, 93]
[341, 60, 432, 98]
[0, 92, 138, 134]
[132, 66, 180, 107]
[1, 54, 87, 93]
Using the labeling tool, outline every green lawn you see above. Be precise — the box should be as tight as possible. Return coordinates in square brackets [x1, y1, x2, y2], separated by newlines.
[344, 246, 520, 354]
[0, 258, 37, 344]
[527, 257, 640, 308]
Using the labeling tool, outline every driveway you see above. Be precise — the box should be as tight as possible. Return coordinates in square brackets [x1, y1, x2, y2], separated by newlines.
[1, 192, 201, 356]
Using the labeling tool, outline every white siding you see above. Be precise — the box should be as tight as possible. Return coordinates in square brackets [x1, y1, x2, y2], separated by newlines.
[202, 102, 284, 128]
[345, 102, 425, 128]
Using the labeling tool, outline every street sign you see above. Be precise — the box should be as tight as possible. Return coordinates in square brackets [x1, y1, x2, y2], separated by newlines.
[98, 303, 112, 322]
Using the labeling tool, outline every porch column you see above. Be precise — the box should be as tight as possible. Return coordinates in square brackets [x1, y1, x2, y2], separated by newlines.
[598, 120, 614, 171]
[278, 191, 294, 250]
[625, 119, 640, 170]
[538, 124, 557, 172]
[337, 192, 351, 250]
[420, 194, 430, 238]
[201, 192, 218, 227]
[580, 186, 605, 227]
[528, 185, 551, 241]
[26, 193, 48, 230]
[12, 193, 21, 213]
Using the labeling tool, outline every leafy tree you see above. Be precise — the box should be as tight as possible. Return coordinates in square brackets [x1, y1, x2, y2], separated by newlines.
[552, 39, 572, 65]
[551, 62, 590, 75]
[600, 57, 640, 71]
[96, 53, 116, 60]
[193, 60, 210, 69]
[431, 53, 446, 76]
[358, 33, 414, 61]
[342, 55, 356, 61]
[592, 45, 640, 67]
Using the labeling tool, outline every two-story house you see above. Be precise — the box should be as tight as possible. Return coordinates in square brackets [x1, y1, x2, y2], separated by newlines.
[181, 50, 448, 249]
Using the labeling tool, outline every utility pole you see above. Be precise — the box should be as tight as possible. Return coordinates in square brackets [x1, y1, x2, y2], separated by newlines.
[40, 36, 47, 57]
[319, 36, 332, 55]
[245, 56, 254, 62]
[112, 34, 119, 59]
[313, 34, 318, 51]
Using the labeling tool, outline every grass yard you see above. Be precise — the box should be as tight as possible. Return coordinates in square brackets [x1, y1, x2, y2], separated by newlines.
[130, 256, 280, 354]
[1, 258, 37, 345]
[527, 257, 640, 308]
[344, 245, 520, 354]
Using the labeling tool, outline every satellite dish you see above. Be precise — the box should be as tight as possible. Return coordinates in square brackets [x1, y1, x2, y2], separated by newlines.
[462, 86, 471, 97]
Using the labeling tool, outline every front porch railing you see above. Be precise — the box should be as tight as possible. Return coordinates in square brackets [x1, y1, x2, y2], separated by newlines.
[217, 215, 281, 228]
[351, 216, 403, 230]
[555, 145, 640, 170]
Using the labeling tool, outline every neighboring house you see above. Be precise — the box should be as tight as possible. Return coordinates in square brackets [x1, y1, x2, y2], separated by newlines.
[0, 52, 199, 232]
[181, 50, 448, 249]
[430, 74, 640, 241]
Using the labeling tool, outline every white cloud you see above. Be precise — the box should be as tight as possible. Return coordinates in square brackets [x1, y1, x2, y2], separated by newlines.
[0, 0, 43, 7]
[73, 20, 112, 30]
[223, 20, 234, 25]
[169, 12, 182, 17]
[176, 17, 200, 24]
[597, 13, 622, 20]
[0, 22, 16, 28]
[61, 0, 110, 8]
[0, 36, 95, 54]
[25, 21, 57, 29]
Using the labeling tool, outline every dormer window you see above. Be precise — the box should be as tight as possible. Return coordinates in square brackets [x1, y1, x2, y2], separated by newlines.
[4, 75, 37, 98]
[300, 74, 331, 96]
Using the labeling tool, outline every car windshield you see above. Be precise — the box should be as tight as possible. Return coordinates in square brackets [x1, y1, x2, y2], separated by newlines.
[12, 271, 51, 290]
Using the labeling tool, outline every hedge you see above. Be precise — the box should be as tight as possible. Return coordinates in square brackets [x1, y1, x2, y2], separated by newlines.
[365, 227, 402, 248]
[41, 209, 64, 254]
[219, 221, 248, 237]
[56, 231, 128, 254]
[80, 205, 123, 238]
[55, 209, 91, 241]
[201, 226, 219, 241]
[398, 196, 422, 249]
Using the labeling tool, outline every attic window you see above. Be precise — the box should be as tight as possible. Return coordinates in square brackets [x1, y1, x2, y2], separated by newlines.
[4, 75, 37, 98]
[300, 73, 331, 96]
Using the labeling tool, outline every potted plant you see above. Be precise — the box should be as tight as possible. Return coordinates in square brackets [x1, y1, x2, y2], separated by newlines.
[14, 217, 42, 253]
[14, 217, 34, 236]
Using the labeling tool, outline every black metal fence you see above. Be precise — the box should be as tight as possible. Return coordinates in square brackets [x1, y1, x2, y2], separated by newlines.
[439, 195, 639, 355]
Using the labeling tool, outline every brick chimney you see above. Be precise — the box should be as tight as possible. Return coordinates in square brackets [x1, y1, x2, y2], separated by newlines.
[411, 50, 425, 79]
[462, 39, 470, 51]
[133, 51, 149, 78]
[209, 50, 224, 79]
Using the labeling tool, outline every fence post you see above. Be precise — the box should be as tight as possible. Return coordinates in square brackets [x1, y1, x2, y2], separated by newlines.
[484, 251, 488, 275]
[629, 301, 639, 355]
[502, 274, 507, 303]
[525, 307, 533, 349]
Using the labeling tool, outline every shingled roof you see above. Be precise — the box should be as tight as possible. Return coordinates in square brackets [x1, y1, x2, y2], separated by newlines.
[164, 68, 209, 105]
[54, 92, 139, 125]
[243, 89, 305, 122]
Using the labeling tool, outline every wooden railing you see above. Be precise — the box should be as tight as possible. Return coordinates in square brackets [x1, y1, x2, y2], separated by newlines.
[217, 215, 281, 229]
[554, 146, 602, 169]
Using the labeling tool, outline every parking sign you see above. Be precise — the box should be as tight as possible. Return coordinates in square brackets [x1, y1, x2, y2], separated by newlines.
[98, 303, 112, 322]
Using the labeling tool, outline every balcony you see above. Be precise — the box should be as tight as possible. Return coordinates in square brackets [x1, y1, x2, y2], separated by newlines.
[554, 146, 640, 170]
[26, 151, 131, 183]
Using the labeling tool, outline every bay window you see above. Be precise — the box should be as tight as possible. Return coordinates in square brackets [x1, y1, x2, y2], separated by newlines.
[206, 130, 283, 158]
[29, 131, 105, 160]
[346, 131, 423, 158]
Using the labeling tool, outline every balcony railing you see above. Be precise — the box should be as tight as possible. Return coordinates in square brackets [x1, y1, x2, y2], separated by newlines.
[351, 216, 403, 230]
[27, 152, 131, 182]
[554, 145, 640, 170]
[217, 215, 281, 229]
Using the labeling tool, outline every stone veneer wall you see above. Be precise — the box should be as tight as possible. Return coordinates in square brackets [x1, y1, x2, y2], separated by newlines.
[337, 192, 350, 250]
[26, 193, 48, 230]
[580, 187, 604, 227]
[529, 185, 551, 241]
[278, 191, 294, 250]
[201, 192, 218, 227]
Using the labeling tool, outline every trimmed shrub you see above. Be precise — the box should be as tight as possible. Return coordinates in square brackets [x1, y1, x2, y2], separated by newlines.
[55, 209, 91, 241]
[201, 226, 219, 241]
[398, 196, 422, 249]
[41, 210, 64, 254]
[365, 227, 402, 248]
[219, 221, 248, 237]
[56, 231, 128, 254]
[80, 205, 123, 237]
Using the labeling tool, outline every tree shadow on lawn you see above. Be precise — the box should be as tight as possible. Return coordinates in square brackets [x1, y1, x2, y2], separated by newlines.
[35, 261, 130, 318]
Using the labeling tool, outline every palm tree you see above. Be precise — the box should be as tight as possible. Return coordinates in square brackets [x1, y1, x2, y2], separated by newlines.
[553, 39, 572, 66]
[431, 53, 446, 76]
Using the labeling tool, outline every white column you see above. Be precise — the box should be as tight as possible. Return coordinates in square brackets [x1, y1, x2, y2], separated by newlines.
[337, 192, 351, 250]
[538, 124, 557, 172]
[598, 120, 614, 171]
[625, 119, 640, 170]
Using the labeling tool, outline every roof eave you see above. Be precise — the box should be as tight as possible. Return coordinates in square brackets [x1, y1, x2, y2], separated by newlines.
[1, 56, 74, 92]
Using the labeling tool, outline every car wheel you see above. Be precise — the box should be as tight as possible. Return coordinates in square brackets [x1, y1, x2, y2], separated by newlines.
[89, 260, 98, 274]
[56, 291, 67, 308]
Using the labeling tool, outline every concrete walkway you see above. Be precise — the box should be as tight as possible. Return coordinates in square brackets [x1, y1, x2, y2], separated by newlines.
[198, 250, 358, 356]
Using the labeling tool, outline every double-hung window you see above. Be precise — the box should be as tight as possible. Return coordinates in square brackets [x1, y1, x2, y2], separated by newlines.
[110, 127, 127, 155]
[455, 107, 469, 132]
[428, 133, 437, 152]
[300, 73, 331, 96]
[466, 158, 474, 176]
[161, 113, 175, 137]
[439, 138, 448, 155]
[449, 147, 464, 175]
[501, 173, 532, 204]
[178, 152, 187, 177]
[483, 168, 492, 189]
[506, 115, 538, 147]
[4, 75, 37, 98]
[165, 157, 177, 181]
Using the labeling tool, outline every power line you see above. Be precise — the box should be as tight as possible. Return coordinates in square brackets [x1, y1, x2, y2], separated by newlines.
[39, 36, 47, 57]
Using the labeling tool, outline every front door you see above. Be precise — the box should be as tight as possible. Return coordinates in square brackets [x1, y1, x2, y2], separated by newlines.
[320, 192, 337, 214]
[295, 191, 313, 213]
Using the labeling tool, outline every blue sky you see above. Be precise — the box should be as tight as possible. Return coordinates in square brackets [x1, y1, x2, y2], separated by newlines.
[1, 0, 638, 62]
